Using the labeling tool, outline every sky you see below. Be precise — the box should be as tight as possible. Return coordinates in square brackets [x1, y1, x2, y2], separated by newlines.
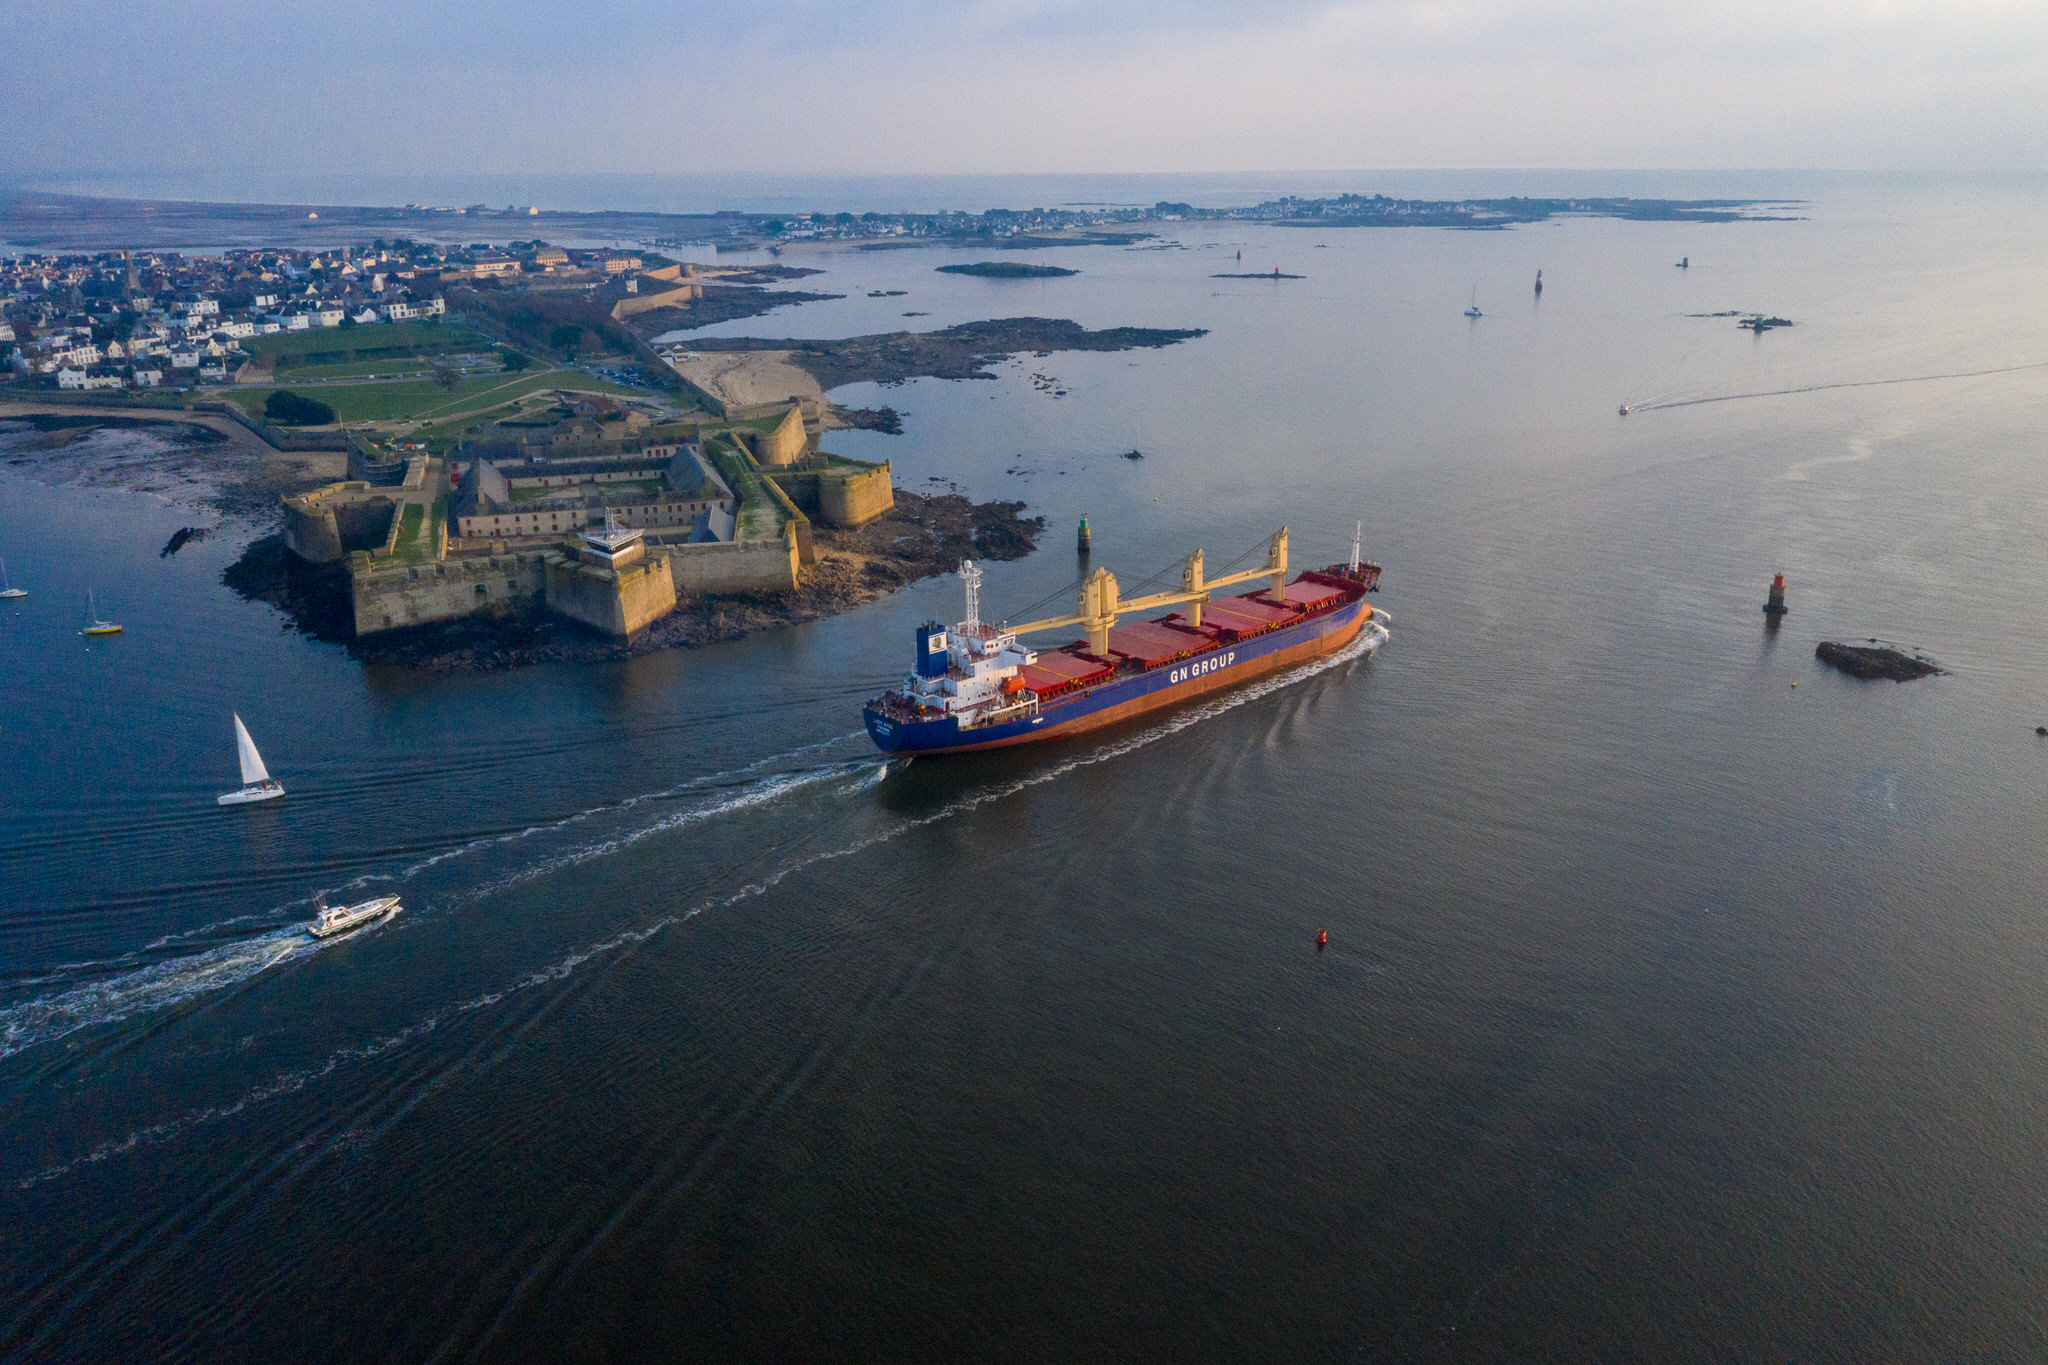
[4, 0, 2046, 181]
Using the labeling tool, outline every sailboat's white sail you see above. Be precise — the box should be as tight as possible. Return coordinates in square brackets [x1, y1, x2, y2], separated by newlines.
[234, 714, 271, 785]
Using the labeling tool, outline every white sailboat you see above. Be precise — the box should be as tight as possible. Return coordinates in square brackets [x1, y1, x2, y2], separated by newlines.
[0, 556, 24, 600]
[1464, 288, 1483, 319]
[218, 713, 285, 805]
[308, 892, 401, 939]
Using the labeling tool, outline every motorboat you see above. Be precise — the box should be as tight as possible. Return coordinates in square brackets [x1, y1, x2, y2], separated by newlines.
[309, 894, 401, 939]
[218, 713, 285, 805]
[1618, 404, 1631, 416]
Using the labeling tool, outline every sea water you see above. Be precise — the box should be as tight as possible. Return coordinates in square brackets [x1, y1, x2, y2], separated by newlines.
[3, 172, 2047, 1360]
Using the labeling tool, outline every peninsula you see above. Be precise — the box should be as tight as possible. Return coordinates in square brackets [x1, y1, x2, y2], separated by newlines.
[662, 318, 1206, 402]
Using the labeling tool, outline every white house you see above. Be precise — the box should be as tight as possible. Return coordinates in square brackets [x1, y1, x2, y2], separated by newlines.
[352, 308, 380, 324]
[382, 301, 418, 321]
[170, 349, 201, 368]
[197, 363, 228, 382]
[219, 319, 255, 339]
[310, 305, 344, 327]
[420, 296, 446, 317]
[0, 322, 13, 343]
[253, 293, 278, 308]
[56, 367, 86, 388]
[133, 369, 163, 387]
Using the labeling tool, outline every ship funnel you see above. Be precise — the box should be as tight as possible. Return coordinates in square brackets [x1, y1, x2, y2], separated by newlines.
[915, 620, 950, 679]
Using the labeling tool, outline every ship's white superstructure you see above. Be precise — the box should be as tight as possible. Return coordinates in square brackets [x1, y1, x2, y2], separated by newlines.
[898, 562, 1040, 729]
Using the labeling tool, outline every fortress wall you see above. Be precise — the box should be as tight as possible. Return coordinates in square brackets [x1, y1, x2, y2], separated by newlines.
[347, 442, 409, 486]
[767, 470, 822, 517]
[543, 554, 677, 637]
[333, 498, 396, 553]
[283, 501, 344, 563]
[352, 553, 546, 637]
[753, 405, 808, 467]
[610, 280, 703, 320]
[660, 535, 799, 596]
[195, 401, 351, 452]
[752, 471, 814, 566]
[820, 463, 894, 528]
[282, 480, 375, 563]
[766, 461, 894, 529]
[615, 557, 677, 635]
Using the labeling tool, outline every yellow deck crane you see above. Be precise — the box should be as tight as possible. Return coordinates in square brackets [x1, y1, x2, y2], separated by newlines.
[1007, 528, 1290, 654]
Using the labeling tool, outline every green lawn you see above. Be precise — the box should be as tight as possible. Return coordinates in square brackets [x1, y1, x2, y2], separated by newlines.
[380, 501, 446, 566]
[244, 319, 493, 362]
[390, 503, 426, 556]
[276, 357, 439, 381]
[236, 370, 644, 425]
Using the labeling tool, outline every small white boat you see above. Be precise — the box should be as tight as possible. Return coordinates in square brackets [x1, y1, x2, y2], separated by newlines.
[308, 893, 401, 939]
[1464, 288, 1483, 319]
[0, 556, 24, 600]
[81, 588, 121, 636]
[218, 713, 285, 805]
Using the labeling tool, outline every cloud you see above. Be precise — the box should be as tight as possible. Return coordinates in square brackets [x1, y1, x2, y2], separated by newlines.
[1, 0, 2043, 177]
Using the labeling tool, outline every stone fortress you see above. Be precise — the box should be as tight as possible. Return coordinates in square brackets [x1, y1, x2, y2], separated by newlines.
[281, 398, 894, 641]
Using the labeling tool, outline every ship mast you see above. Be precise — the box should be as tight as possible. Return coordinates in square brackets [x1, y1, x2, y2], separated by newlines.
[1351, 521, 1362, 573]
[958, 560, 983, 633]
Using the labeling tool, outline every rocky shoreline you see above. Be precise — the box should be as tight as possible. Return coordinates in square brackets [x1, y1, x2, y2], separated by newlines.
[222, 491, 1046, 670]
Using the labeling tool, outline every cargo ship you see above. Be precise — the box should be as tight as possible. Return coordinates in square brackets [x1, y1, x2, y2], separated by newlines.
[864, 527, 1385, 754]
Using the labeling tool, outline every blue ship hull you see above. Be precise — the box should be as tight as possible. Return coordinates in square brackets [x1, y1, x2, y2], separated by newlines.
[865, 595, 1375, 754]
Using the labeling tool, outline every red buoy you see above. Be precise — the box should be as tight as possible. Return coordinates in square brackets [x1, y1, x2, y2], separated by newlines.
[1316, 929, 1328, 949]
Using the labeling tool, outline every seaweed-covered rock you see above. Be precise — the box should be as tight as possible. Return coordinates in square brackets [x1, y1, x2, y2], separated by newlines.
[1815, 641, 1943, 682]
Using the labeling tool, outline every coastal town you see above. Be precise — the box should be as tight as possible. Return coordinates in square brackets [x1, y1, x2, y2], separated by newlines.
[0, 232, 1085, 666]
[0, 239, 670, 392]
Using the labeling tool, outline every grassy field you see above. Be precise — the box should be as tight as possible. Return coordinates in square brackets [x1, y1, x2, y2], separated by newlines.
[236, 369, 642, 425]
[390, 503, 426, 558]
[277, 357, 442, 382]
[381, 501, 447, 566]
[244, 320, 494, 363]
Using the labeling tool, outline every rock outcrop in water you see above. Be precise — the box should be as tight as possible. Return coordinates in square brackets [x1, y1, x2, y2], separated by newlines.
[1815, 641, 1943, 681]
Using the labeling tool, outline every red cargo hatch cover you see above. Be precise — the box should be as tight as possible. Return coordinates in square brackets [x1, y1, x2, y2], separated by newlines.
[1019, 649, 1113, 694]
[1106, 620, 1200, 668]
[1160, 613, 1223, 643]
[1272, 580, 1345, 609]
[1204, 595, 1296, 634]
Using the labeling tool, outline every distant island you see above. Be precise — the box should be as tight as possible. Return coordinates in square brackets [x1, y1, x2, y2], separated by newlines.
[0, 189, 1801, 254]
[937, 262, 1078, 279]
